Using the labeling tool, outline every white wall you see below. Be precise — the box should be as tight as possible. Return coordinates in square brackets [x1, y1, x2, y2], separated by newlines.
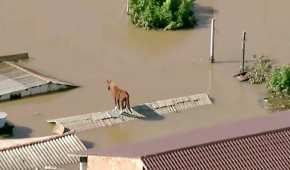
[87, 156, 144, 170]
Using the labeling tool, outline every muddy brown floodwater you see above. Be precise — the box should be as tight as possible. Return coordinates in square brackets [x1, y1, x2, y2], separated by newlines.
[0, 0, 290, 165]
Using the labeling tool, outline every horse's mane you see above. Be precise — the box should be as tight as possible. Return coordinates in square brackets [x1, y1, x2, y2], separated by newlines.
[109, 81, 116, 88]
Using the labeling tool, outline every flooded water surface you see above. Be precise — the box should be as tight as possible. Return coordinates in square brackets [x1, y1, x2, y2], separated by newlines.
[0, 0, 289, 155]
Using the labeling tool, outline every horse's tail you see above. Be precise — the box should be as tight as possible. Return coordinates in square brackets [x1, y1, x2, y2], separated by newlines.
[126, 92, 132, 113]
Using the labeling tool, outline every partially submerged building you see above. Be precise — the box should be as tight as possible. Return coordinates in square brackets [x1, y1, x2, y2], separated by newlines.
[48, 93, 212, 133]
[0, 131, 86, 169]
[81, 111, 290, 170]
[0, 61, 77, 101]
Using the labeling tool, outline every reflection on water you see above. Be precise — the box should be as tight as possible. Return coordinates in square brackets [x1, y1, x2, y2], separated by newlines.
[0, 0, 289, 150]
[11, 126, 32, 138]
[0, 124, 32, 139]
[82, 140, 95, 149]
[195, 4, 216, 29]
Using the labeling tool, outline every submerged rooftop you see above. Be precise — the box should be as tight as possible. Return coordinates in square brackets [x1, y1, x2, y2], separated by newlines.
[48, 93, 212, 132]
[0, 61, 77, 101]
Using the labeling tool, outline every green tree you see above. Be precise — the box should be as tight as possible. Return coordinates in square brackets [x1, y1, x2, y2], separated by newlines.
[267, 65, 290, 96]
[129, 0, 196, 30]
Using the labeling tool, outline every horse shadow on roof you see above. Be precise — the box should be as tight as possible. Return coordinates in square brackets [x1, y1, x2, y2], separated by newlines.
[122, 104, 164, 121]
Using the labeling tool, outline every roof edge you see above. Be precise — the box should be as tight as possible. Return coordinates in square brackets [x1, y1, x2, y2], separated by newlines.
[142, 124, 290, 159]
[0, 130, 76, 152]
[0, 53, 29, 62]
[4, 61, 79, 87]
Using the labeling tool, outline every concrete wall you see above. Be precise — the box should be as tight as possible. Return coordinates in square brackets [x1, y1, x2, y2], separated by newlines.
[87, 156, 144, 170]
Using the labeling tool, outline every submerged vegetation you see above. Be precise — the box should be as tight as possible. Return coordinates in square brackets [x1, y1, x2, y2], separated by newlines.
[247, 55, 272, 84]
[245, 55, 290, 111]
[266, 65, 290, 96]
[266, 65, 290, 111]
[265, 93, 290, 111]
[129, 0, 197, 30]
[265, 65, 290, 111]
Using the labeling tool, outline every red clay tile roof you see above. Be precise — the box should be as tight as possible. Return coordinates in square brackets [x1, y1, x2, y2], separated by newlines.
[141, 126, 290, 170]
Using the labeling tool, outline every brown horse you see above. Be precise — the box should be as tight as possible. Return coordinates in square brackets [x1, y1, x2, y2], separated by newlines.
[106, 80, 132, 113]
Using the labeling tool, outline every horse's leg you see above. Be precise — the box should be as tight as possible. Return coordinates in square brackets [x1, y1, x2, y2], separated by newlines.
[118, 99, 124, 114]
[114, 96, 118, 110]
[122, 99, 126, 112]
[123, 98, 128, 113]
[126, 96, 132, 113]
[117, 99, 121, 110]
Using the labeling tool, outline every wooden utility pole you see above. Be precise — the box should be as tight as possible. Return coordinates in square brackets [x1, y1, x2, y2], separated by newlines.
[126, 0, 129, 14]
[241, 31, 246, 73]
[210, 19, 215, 63]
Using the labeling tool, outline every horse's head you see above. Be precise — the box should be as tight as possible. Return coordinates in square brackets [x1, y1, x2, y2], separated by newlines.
[106, 80, 112, 91]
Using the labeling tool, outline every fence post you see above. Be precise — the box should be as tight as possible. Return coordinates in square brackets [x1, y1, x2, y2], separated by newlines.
[210, 18, 215, 63]
[126, 0, 129, 14]
[241, 31, 246, 73]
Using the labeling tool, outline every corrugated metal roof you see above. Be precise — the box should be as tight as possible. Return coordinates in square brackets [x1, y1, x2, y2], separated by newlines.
[48, 93, 212, 132]
[13, 62, 75, 86]
[0, 61, 76, 96]
[142, 127, 290, 170]
[0, 131, 86, 170]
